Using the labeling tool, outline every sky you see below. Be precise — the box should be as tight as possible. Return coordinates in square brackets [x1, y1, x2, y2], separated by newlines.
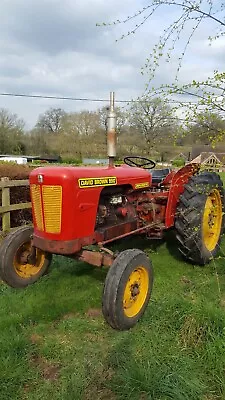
[0, 0, 224, 129]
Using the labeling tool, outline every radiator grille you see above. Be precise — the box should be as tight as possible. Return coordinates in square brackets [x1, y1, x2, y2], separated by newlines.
[30, 184, 44, 231]
[42, 185, 62, 233]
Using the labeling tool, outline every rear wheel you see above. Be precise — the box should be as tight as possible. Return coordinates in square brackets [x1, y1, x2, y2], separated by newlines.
[175, 172, 225, 265]
[0, 226, 52, 288]
[102, 249, 153, 330]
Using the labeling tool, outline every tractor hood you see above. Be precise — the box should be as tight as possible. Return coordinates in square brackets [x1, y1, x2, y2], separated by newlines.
[29, 164, 152, 245]
[29, 164, 152, 190]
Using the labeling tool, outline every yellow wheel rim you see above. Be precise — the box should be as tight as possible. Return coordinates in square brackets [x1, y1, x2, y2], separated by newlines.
[202, 189, 222, 252]
[13, 242, 46, 279]
[123, 266, 149, 318]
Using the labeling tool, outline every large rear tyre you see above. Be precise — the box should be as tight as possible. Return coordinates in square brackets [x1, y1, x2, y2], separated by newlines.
[175, 172, 225, 265]
[0, 226, 52, 288]
[102, 249, 153, 330]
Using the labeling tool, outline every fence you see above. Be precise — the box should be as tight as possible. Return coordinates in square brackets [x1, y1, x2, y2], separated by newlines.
[0, 177, 31, 234]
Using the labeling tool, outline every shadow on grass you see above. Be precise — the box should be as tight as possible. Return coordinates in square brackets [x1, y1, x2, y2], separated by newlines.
[51, 256, 107, 283]
[110, 230, 186, 264]
[51, 235, 167, 282]
[109, 234, 166, 257]
[164, 229, 185, 262]
[165, 229, 225, 273]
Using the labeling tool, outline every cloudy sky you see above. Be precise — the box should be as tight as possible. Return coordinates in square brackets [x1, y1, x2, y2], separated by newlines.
[0, 0, 223, 129]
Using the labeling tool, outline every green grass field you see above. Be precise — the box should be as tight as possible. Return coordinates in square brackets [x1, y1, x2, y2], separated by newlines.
[0, 232, 225, 400]
[1, 171, 225, 399]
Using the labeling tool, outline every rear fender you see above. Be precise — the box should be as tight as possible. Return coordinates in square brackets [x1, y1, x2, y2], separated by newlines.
[165, 163, 200, 228]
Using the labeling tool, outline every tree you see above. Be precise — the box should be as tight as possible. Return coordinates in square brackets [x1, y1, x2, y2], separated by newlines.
[28, 128, 50, 156]
[0, 109, 26, 154]
[186, 112, 225, 146]
[153, 72, 225, 122]
[36, 108, 66, 133]
[99, 2, 225, 137]
[128, 97, 177, 150]
[101, 1, 225, 78]
[64, 110, 101, 136]
[64, 110, 108, 157]
[98, 106, 128, 135]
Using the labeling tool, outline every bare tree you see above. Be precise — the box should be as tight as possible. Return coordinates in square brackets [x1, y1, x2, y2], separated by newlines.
[128, 97, 176, 150]
[66, 110, 101, 136]
[0, 109, 25, 154]
[36, 108, 66, 133]
[98, 106, 128, 135]
[28, 128, 50, 155]
[58, 110, 106, 158]
[0, 109, 24, 131]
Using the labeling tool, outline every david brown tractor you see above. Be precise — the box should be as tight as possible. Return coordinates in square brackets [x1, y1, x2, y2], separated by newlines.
[0, 93, 224, 330]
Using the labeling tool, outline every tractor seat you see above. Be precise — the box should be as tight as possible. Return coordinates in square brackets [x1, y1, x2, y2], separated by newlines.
[150, 168, 171, 184]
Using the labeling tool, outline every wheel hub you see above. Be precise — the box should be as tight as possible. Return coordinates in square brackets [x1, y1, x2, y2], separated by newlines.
[19, 250, 30, 264]
[13, 243, 46, 278]
[123, 267, 149, 318]
[203, 189, 222, 252]
[130, 283, 140, 297]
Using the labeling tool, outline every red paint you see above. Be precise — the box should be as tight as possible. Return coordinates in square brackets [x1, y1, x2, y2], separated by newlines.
[30, 165, 151, 242]
[165, 163, 200, 228]
[30, 163, 200, 256]
[116, 207, 128, 217]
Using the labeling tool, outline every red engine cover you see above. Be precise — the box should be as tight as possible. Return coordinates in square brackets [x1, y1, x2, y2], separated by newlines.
[29, 165, 151, 243]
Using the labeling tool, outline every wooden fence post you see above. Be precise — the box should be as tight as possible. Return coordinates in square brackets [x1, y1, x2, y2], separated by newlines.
[1, 177, 10, 232]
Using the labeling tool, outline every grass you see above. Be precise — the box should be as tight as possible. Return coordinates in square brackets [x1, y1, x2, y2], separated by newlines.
[0, 233, 225, 400]
[0, 170, 225, 399]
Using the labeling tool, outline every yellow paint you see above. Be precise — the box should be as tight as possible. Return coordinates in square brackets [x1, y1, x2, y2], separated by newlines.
[123, 266, 149, 318]
[30, 184, 44, 231]
[42, 185, 62, 234]
[135, 182, 149, 189]
[202, 188, 222, 251]
[78, 176, 117, 188]
[13, 243, 46, 279]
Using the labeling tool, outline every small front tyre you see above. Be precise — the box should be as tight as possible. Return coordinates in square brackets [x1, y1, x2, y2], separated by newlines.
[102, 249, 153, 330]
[0, 226, 52, 288]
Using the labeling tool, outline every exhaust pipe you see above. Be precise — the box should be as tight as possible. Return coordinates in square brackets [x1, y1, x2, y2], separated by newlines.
[107, 92, 117, 168]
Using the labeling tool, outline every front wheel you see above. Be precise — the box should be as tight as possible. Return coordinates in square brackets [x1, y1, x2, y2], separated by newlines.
[0, 226, 52, 288]
[102, 249, 153, 330]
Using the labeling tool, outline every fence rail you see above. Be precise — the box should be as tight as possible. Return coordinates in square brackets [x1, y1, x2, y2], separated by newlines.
[0, 177, 31, 233]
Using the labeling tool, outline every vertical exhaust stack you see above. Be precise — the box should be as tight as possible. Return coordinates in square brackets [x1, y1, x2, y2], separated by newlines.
[107, 92, 117, 168]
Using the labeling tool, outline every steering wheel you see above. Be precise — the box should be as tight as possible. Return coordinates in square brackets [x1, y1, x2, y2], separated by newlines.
[124, 156, 156, 170]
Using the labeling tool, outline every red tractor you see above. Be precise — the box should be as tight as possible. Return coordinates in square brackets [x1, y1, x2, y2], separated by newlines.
[0, 94, 224, 330]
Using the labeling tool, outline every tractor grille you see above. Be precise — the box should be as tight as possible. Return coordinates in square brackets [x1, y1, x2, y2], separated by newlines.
[31, 184, 62, 234]
[30, 184, 44, 231]
[42, 185, 62, 233]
